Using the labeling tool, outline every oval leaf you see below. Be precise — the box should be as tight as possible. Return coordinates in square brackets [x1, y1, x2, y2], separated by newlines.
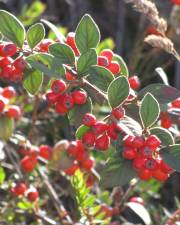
[49, 43, 75, 65]
[0, 10, 25, 47]
[77, 49, 97, 76]
[108, 76, 130, 108]
[75, 125, 90, 139]
[113, 54, 129, 77]
[68, 98, 92, 127]
[27, 23, 45, 49]
[75, 14, 100, 53]
[150, 127, 174, 146]
[87, 65, 114, 92]
[0, 116, 14, 141]
[138, 84, 180, 104]
[160, 145, 180, 172]
[140, 93, 160, 128]
[23, 69, 43, 95]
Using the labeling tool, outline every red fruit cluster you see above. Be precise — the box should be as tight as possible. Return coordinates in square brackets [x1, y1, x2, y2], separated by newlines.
[160, 112, 172, 129]
[11, 182, 39, 202]
[98, 49, 121, 75]
[128, 75, 140, 90]
[0, 42, 27, 81]
[65, 140, 95, 175]
[122, 134, 173, 181]
[20, 145, 52, 173]
[0, 86, 21, 119]
[46, 78, 87, 115]
[82, 110, 124, 151]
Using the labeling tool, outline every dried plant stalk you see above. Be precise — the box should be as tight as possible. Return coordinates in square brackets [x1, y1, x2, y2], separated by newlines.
[124, 0, 167, 33]
[144, 35, 180, 61]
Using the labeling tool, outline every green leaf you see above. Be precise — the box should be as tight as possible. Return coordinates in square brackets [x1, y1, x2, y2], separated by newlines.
[108, 76, 130, 108]
[68, 98, 92, 127]
[150, 127, 174, 146]
[77, 49, 97, 76]
[23, 69, 43, 95]
[75, 125, 90, 139]
[0, 10, 25, 47]
[17, 201, 34, 210]
[140, 93, 160, 128]
[49, 43, 75, 65]
[0, 116, 14, 141]
[97, 38, 115, 53]
[26, 53, 65, 77]
[0, 167, 6, 184]
[113, 54, 129, 77]
[100, 157, 137, 188]
[27, 23, 45, 49]
[75, 14, 100, 53]
[160, 145, 180, 172]
[138, 84, 180, 104]
[87, 65, 114, 92]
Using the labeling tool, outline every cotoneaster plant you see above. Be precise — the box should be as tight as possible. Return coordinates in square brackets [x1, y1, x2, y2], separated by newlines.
[0, 9, 179, 225]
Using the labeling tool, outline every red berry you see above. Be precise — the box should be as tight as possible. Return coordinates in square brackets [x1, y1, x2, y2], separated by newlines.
[0, 97, 6, 113]
[64, 163, 79, 175]
[1, 65, 13, 79]
[171, 97, 180, 108]
[95, 133, 110, 151]
[132, 157, 146, 170]
[39, 145, 52, 160]
[2, 86, 16, 99]
[122, 147, 137, 160]
[61, 93, 74, 110]
[160, 160, 173, 173]
[11, 68, 23, 82]
[74, 140, 87, 162]
[139, 146, 153, 157]
[65, 71, 75, 81]
[107, 123, 120, 140]
[55, 102, 68, 115]
[6, 105, 21, 119]
[72, 90, 87, 105]
[97, 56, 109, 67]
[145, 135, 161, 150]
[123, 135, 135, 147]
[152, 169, 168, 182]
[92, 121, 108, 135]
[81, 157, 94, 171]
[46, 91, 59, 104]
[0, 43, 17, 57]
[20, 156, 37, 173]
[51, 79, 66, 93]
[100, 49, 113, 62]
[27, 190, 39, 202]
[106, 61, 120, 74]
[38, 39, 54, 52]
[13, 56, 27, 72]
[128, 76, 140, 90]
[11, 182, 27, 196]
[138, 169, 152, 181]
[0, 57, 13, 67]
[160, 113, 172, 129]
[133, 136, 144, 148]
[130, 197, 145, 205]
[112, 106, 125, 120]
[171, 0, 180, 5]
[82, 113, 96, 127]
[82, 131, 96, 147]
[144, 158, 158, 171]
[66, 32, 80, 56]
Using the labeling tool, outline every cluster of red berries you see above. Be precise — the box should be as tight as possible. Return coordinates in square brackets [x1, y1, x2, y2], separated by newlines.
[122, 134, 173, 181]
[20, 145, 52, 173]
[46, 78, 87, 115]
[0, 86, 21, 119]
[81, 106, 125, 151]
[0, 42, 27, 81]
[97, 49, 120, 75]
[11, 182, 39, 202]
[64, 140, 95, 176]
